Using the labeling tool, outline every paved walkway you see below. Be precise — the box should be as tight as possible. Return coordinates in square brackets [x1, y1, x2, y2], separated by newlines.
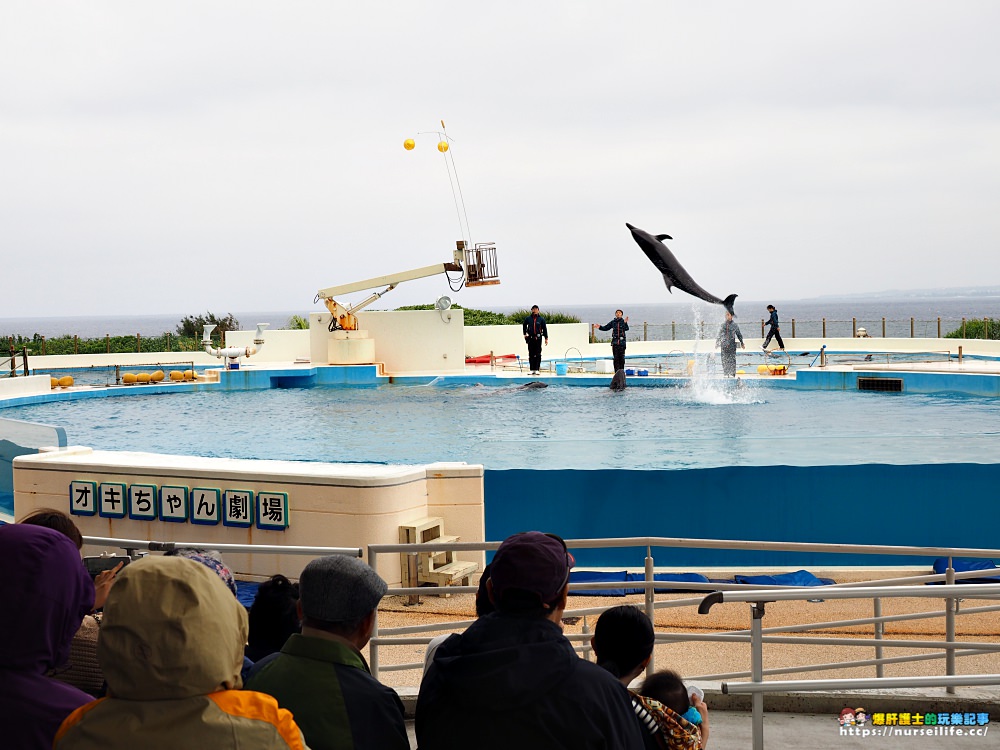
[399, 685, 999, 748]
[405, 709, 993, 749]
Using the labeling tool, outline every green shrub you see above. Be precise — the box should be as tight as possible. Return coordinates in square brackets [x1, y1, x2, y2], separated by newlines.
[945, 318, 1000, 340]
[176, 312, 240, 338]
[285, 315, 310, 330]
[505, 309, 582, 325]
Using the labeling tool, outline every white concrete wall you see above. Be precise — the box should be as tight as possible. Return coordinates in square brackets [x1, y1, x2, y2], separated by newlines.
[309, 310, 467, 373]
[225, 329, 310, 362]
[0, 374, 52, 400]
[464, 323, 590, 360]
[13, 448, 485, 585]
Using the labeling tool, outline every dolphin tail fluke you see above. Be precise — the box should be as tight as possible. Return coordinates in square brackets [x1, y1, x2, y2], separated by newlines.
[723, 294, 738, 316]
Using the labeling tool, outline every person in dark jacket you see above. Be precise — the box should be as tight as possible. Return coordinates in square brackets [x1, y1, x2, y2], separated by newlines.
[762, 304, 785, 352]
[246, 555, 408, 750]
[597, 309, 630, 373]
[416, 531, 645, 750]
[715, 311, 745, 377]
[522, 305, 549, 374]
[0, 524, 96, 750]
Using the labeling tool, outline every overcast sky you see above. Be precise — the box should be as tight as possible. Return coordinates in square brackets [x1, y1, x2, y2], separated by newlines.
[3, 1, 999, 318]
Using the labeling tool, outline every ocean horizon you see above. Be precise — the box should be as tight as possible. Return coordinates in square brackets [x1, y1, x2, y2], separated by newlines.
[2, 294, 999, 341]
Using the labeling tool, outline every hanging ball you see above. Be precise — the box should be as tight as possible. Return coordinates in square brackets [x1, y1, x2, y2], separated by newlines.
[437, 140, 449, 153]
[403, 138, 415, 151]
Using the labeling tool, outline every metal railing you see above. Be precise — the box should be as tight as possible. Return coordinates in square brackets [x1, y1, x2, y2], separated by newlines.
[698, 583, 1000, 750]
[368, 536, 1000, 685]
[590, 317, 998, 342]
[81, 531, 1000, 749]
[82, 535, 362, 559]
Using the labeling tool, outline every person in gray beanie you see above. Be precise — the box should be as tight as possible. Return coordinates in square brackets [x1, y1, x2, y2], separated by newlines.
[245, 555, 407, 750]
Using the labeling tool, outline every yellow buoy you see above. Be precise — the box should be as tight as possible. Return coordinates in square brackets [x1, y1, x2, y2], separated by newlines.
[736, 370, 745, 375]
[403, 138, 415, 150]
[150, 370, 165, 382]
[123, 372, 137, 384]
[136, 372, 151, 384]
[58, 375, 74, 388]
[437, 140, 449, 153]
[183, 370, 195, 381]
[50, 377, 59, 389]
[169, 370, 184, 381]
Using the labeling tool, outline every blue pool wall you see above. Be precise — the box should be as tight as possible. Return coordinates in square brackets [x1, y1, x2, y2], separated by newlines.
[485, 464, 1000, 568]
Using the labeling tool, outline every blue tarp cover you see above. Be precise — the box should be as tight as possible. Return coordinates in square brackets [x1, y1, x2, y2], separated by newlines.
[930, 557, 1000, 584]
[734, 570, 835, 587]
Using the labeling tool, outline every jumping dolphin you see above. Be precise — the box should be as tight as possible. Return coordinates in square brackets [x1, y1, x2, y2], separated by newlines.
[610, 370, 627, 391]
[626, 223, 737, 315]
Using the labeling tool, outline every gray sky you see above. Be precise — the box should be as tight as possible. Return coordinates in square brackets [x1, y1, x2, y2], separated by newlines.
[3, 1, 999, 318]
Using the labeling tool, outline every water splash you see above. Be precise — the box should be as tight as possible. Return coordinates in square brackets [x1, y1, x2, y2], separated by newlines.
[681, 302, 763, 405]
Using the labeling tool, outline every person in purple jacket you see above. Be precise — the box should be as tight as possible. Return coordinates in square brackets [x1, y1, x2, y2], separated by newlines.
[0, 524, 96, 749]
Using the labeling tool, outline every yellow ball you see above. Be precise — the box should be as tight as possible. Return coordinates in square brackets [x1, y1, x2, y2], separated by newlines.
[123, 373, 137, 384]
[150, 370, 165, 382]
[437, 140, 449, 153]
[403, 138, 415, 150]
[183, 370, 195, 381]
[50, 377, 59, 389]
[58, 375, 74, 388]
[169, 370, 184, 381]
[137, 372, 151, 384]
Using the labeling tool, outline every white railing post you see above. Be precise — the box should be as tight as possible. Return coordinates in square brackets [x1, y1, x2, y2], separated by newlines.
[645, 546, 655, 675]
[873, 597, 884, 678]
[945, 557, 956, 693]
[751, 602, 766, 750]
[369, 546, 380, 680]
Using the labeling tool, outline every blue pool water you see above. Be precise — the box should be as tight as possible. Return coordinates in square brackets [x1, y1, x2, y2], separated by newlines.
[3, 381, 998, 470]
[5, 380, 1000, 566]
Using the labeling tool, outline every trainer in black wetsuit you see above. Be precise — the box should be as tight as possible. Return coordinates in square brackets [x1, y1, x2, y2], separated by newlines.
[522, 305, 548, 374]
[762, 304, 785, 351]
[597, 310, 629, 373]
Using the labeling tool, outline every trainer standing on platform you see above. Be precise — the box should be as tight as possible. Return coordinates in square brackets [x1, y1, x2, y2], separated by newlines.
[522, 305, 548, 375]
[597, 310, 629, 373]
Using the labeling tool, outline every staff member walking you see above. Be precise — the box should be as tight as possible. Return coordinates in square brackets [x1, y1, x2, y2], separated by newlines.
[522, 305, 548, 375]
[762, 304, 785, 352]
[597, 310, 629, 373]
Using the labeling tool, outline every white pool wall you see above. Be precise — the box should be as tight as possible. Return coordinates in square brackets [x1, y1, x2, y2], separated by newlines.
[13, 448, 485, 584]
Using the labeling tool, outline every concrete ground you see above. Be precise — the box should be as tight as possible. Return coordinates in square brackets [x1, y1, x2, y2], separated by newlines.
[404, 709, 994, 749]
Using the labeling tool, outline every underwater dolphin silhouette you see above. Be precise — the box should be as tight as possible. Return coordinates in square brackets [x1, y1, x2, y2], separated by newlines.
[610, 370, 627, 391]
[626, 223, 737, 315]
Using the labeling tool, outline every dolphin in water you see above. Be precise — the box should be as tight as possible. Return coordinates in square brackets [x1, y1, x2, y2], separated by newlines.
[519, 381, 548, 390]
[626, 223, 737, 315]
[610, 370, 627, 391]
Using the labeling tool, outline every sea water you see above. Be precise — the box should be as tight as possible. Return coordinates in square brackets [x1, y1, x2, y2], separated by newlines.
[2, 297, 999, 339]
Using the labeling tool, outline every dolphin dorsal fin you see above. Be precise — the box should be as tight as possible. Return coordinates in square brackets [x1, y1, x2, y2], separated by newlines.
[655, 234, 673, 241]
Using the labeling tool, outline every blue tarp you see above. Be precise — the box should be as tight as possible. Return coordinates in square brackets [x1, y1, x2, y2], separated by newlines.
[929, 557, 1000, 584]
[734, 570, 835, 587]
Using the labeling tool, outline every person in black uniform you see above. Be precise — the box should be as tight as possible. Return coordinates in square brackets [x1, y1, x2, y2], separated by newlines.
[762, 304, 785, 352]
[597, 310, 629, 373]
[522, 305, 548, 374]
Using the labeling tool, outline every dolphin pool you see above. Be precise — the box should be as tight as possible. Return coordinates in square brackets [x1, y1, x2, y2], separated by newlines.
[3, 381, 998, 469]
[4, 379, 1000, 566]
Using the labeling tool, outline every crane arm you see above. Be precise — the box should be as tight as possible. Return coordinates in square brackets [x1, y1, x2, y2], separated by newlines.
[316, 261, 461, 301]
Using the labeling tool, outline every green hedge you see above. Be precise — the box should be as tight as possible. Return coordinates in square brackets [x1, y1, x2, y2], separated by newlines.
[945, 318, 1000, 340]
